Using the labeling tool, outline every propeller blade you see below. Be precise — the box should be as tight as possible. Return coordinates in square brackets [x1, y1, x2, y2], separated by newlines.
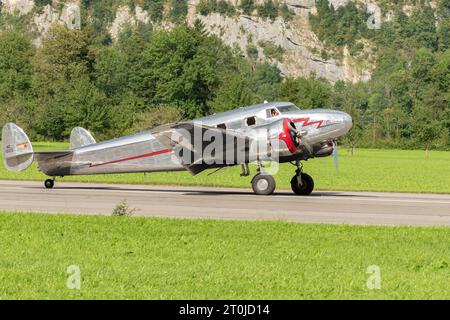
[332, 140, 339, 172]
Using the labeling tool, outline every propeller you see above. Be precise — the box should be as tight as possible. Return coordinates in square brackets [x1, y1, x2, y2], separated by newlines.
[289, 125, 301, 148]
[332, 140, 339, 172]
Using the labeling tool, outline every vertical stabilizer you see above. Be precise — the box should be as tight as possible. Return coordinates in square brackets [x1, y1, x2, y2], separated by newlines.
[70, 127, 96, 149]
[2, 123, 34, 172]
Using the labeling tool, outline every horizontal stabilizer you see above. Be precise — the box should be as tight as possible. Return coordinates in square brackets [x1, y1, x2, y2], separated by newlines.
[34, 151, 74, 161]
[34, 151, 74, 176]
[2, 123, 34, 172]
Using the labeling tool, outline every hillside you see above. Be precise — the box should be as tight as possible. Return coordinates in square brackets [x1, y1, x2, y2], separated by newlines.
[0, 0, 418, 82]
[0, 0, 448, 150]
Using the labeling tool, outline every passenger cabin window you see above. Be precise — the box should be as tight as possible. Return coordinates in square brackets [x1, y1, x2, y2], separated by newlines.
[217, 123, 226, 129]
[245, 116, 256, 126]
[227, 120, 242, 129]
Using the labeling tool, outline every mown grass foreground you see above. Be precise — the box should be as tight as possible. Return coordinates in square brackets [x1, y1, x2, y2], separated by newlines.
[0, 142, 449, 193]
[0, 212, 449, 299]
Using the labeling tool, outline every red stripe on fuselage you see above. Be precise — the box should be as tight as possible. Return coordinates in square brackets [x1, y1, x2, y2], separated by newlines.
[293, 118, 325, 129]
[89, 119, 322, 168]
[90, 148, 173, 167]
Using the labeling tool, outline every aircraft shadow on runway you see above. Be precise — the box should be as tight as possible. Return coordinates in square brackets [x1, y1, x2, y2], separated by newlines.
[24, 185, 377, 198]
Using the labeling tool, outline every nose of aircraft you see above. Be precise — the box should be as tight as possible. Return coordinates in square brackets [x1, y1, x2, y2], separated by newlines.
[342, 112, 353, 132]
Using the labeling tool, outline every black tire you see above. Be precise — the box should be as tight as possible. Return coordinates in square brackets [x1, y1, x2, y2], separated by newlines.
[252, 174, 276, 195]
[44, 179, 54, 189]
[290, 173, 314, 195]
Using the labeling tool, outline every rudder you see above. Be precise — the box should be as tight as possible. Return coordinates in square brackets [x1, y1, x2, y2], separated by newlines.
[2, 123, 34, 172]
[70, 127, 96, 149]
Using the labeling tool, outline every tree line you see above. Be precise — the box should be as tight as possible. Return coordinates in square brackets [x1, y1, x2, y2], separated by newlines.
[0, 0, 448, 151]
[308, 0, 449, 150]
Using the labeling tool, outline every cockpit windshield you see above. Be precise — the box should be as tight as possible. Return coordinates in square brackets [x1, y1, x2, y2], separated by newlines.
[277, 104, 300, 113]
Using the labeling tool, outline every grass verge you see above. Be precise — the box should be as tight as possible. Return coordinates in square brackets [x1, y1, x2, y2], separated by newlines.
[0, 212, 449, 299]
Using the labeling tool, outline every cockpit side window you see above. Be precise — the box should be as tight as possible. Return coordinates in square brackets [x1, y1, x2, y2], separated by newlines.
[266, 108, 280, 118]
[217, 123, 226, 129]
[277, 104, 300, 113]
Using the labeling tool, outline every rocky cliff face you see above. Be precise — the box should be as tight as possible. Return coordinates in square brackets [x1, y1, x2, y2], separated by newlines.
[185, 5, 372, 82]
[1, 0, 34, 15]
[0, 0, 376, 82]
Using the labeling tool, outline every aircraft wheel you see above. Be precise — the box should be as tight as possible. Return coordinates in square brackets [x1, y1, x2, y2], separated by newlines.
[44, 179, 54, 189]
[290, 173, 314, 195]
[252, 174, 276, 195]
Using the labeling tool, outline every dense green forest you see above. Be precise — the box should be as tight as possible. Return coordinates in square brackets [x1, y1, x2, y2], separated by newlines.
[0, 0, 448, 150]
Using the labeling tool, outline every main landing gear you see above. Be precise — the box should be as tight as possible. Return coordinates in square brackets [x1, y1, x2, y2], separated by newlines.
[252, 173, 276, 195]
[290, 160, 314, 196]
[248, 163, 276, 195]
[247, 160, 314, 196]
[44, 178, 55, 189]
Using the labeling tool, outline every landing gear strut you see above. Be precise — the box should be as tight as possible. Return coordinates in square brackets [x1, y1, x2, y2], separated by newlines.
[240, 163, 250, 177]
[44, 178, 55, 189]
[290, 160, 314, 196]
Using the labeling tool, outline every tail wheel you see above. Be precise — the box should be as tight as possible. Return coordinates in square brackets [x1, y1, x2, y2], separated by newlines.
[291, 173, 314, 195]
[44, 179, 54, 189]
[252, 174, 276, 195]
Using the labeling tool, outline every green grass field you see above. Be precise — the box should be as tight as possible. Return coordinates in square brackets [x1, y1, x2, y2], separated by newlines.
[0, 142, 449, 193]
[0, 212, 449, 299]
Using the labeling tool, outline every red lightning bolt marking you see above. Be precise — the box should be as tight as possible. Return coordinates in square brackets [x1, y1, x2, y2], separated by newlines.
[293, 118, 325, 129]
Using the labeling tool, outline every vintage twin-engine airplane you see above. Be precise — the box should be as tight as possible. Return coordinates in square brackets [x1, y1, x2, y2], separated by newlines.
[2, 102, 352, 195]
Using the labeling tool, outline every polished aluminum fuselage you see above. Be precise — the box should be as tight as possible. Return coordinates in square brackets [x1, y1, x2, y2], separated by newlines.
[37, 102, 352, 176]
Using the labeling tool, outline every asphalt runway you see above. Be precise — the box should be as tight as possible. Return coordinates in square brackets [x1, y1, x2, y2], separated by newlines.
[0, 180, 449, 226]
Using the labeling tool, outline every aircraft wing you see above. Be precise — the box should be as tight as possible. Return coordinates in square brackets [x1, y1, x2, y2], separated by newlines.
[152, 122, 251, 175]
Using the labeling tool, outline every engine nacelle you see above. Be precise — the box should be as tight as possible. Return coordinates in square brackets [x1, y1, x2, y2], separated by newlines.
[313, 141, 334, 157]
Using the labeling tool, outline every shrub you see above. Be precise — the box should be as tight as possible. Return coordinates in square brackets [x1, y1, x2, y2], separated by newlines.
[279, 3, 294, 21]
[257, 0, 278, 21]
[197, 0, 237, 17]
[217, 0, 236, 16]
[169, 0, 188, 23]
[246, 45, 259, 60]
[197, 0, 216, 15]
[142, 0, 165, 22]
[112, 200, 136, 217]
[240, 0, 255, 15]
[258, 41, 285, 61]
